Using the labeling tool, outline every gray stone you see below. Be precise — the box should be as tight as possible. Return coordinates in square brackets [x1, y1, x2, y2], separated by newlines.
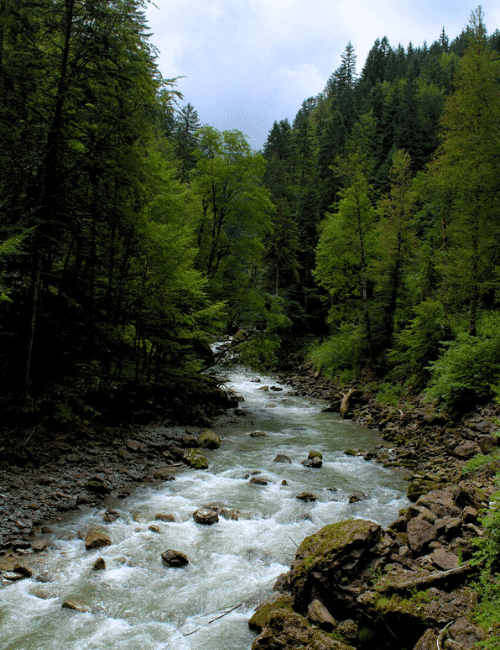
[274, 454, 292, 464]
[250, 476, 270, 485]
[453, 441, 480, 458]
[155, 513, 176, 522]
[307, 599, 337, 632]
[416, 490, 461, 519]
[406, 517, 437, 554]
[429, 548, 459, 571]
[62, 599, 90, 613]
[296, 491, 317, 502]
[198, 430, 221, 449]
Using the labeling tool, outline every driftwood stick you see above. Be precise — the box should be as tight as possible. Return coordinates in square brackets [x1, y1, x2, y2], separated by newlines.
[208, 603, 241, 624]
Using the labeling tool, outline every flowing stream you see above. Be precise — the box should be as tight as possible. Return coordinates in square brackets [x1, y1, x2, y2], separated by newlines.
[0, 366, 409, 650]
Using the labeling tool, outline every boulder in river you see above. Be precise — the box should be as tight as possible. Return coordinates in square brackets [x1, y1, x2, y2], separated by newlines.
[161, 549, 189, 567]
[62, 599, 90, 613]
[302, 457, 322, 468]
[92, 558, 106, 571]
[184, 448, 209, 470]
[250, 430, 268, 438]
[84, 530, 112, 551]
[295, 491, 317, 502]
[288, 519, 382, 612]
[155, 513, 176, 522]
[193, 508, 219, 525]
[274, 454, 292, 464]
[198, 429, 221, 449]
[250, 476, 271, 486]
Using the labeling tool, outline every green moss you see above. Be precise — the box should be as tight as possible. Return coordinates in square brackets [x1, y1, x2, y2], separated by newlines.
[358, 627, 375, 643]
[185, 448, 209, 469]
[248, 595, 293, 632]
[291, 519, 381, 587]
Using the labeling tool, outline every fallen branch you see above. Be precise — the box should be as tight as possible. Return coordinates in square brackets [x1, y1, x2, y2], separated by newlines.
[379, 564, 476, 595]
[182, 627, 200, 637]
[208, 603, 241, 624]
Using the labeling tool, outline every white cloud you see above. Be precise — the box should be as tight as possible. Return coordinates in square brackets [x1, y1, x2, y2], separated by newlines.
[146, 0, 500, 148]
[274, 63, 326, 100]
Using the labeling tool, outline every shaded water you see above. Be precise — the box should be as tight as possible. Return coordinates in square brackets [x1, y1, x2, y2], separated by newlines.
[0, 366, 409, 650]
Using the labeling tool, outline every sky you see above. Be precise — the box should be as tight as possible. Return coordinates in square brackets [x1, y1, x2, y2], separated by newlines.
[145, 0, 500, 150]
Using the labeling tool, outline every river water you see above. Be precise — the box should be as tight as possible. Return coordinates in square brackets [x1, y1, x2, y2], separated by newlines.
[0, 366, 409, 650]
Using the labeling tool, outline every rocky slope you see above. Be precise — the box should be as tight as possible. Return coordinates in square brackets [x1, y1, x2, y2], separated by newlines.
[246, 361, 500, 650]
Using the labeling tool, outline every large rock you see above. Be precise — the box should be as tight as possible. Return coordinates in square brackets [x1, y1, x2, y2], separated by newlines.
[84, 530, 112, 550]
[307, 599, 337, 632]
[250, 476, 270, 486]
[193, 508, 219, 525]
[358, 585, 476, 649]
[85, 476, 111, 495]
[288, 519, 382, 612]
[161, 549, 189, 567]
[184, 448, 209, 469]
[416, 490, 461, 519]
[274, 454, 292, 464]
[453, 440, 480, 458]
[198, 429, 221, 449]
[62, 599, 90, 613]
[252, 607, 354, 650]
[406, 517, 437, 554]
[296, 492, 317, 502]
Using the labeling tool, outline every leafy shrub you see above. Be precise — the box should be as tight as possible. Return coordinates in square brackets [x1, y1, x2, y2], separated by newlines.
[471, 480, 500, 647]
[387, 299, 448, 389]
[375, 382, 403, 406]
[308, 323, 369, 378]
[462, 450, 500, 477]
[424, 333, 500, 414]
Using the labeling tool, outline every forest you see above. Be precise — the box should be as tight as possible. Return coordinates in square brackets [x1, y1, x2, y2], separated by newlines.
[0, 2, 499, 428]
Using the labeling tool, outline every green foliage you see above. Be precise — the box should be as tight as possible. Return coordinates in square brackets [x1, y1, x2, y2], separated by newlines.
[374, 382, 403, 406]
[308, 323, 369, 378]
[388, 299, 447, 389]
[471, 478, 500, 646]
[425, 332, 500, 413]
[462, 450, 500, 477]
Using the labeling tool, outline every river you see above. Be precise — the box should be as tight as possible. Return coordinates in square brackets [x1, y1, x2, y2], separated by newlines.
[0, 365, 409, 650]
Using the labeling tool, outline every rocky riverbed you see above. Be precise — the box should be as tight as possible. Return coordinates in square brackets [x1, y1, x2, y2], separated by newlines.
[245, 361, 500, 650]
[2, 360, 500, 649]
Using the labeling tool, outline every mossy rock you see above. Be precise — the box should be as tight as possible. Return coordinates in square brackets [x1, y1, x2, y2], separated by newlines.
[407, 479, 439, 502]
[84, 530, 112, 550]
[249, 594, 293, 632]
[198, 429, 221, 449]
[308, 450, 323, 459]
[185, 448, 209, 469]
[289, 519, 381, 612]
[252, 607, 355, 650]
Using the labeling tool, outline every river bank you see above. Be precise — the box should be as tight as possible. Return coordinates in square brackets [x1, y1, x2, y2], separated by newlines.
[0, 381, 240, 554]
[245, 361, 500, 650]
[277, 359, 500, 500]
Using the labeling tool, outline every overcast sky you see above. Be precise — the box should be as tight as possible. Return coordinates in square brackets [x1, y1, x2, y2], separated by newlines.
[145, 1, 500, 150]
